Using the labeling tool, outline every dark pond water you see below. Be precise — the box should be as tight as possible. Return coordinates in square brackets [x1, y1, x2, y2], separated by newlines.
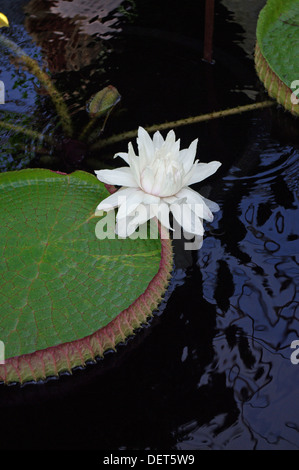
[0, 0, 298, 451]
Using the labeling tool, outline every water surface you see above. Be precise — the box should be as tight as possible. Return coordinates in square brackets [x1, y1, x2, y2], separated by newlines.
[0, 0, 298, 451]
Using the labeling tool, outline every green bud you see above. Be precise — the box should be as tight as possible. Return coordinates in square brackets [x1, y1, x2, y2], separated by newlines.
[87, 85, 121, 118]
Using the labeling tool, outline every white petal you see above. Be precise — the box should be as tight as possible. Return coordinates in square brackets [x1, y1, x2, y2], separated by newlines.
[115, 218, 130, 238]
[126, 142, 141, 186]
[137, 127, 154, 163]
[200, 195, 220, 213]
[153, 130, 164, 149]
[114, 152, 129, 164]
[95, 167, 138, 187]
[127, 141, 138, 163]
[115, 211, 142, 238]
[186, 161, 222, 186]
[150, 165, 167, 196]
[151, 203, 172, 231]
[164, 129, 176, 146]
[162, 195, 179, 204]
[164, 131, 180, 158]
[116, 189, 145, 220]
[118, 204, 151, 236]
[171, 138, 181, 159]
[163, 194, 187, 206]
[179, 138, 198, 173]
[140, 166, 155, 193]
[95, 187, 137, 212]
[142, 193, 160, 204]
[171, 202, 204, 236]
[129, 204, 151, 227]
[175, 187, 213, 222]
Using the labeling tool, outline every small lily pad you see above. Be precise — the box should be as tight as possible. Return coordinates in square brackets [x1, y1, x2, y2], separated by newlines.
[0, 169, 172, 384]
[255, 0, 299, 116]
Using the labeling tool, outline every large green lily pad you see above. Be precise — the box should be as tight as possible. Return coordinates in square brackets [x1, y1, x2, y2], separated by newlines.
[0, 169, 172, 384]
[255, 0, 299, 116]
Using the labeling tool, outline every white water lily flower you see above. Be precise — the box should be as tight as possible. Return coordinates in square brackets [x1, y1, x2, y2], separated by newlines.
[95, 127, 221, 240]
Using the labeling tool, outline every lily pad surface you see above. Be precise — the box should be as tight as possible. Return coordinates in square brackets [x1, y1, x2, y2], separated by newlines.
[255, 0, 299, 116]
[0, 169, 172, 384]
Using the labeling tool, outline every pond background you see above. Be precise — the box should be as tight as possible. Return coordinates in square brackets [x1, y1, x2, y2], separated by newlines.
[0, 0, 298, 450]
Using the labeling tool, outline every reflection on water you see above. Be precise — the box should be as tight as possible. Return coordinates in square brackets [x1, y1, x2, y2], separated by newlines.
[50, 0, 124, 35]
[0, 0, 298, 452]
[195, 124, 299, 449]
[24, 0, 125, 72]
[0, 1, 45, 170]
[0, 0, 128, 172]
[221, 0, 266, 59]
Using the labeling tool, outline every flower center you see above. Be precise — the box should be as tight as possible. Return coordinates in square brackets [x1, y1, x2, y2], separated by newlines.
[139, 151, 184, 197]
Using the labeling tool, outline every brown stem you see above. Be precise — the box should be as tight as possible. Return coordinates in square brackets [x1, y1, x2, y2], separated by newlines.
[91, 100, 276, 150]
[203, 0, 215, 64]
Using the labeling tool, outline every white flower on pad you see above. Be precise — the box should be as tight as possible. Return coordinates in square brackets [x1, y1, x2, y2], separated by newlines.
[95, 127, 221, 241]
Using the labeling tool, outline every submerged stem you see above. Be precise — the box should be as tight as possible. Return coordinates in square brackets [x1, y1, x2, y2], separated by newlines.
[91, 100, 276, 150]
[0, 119, 54, 144]
[79, 107, 114, 143]
[78, 118, 97, 142]
[0, 33, 73, 137]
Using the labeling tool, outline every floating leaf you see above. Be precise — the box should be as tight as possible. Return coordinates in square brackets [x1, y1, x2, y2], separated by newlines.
[0, 169, 172, 384]
[255, 0, 299, 116]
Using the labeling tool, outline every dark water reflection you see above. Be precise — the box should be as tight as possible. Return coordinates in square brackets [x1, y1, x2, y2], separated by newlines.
[0, 0, 298, 451]
[197, 135, 299, 449]
[24, 0, 125, 73]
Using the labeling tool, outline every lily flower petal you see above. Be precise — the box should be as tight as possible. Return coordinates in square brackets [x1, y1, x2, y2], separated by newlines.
[187, 161, 222, 186]
[153, 130, 164, 149]
[151, 202, 172, 231]
[179, 138, 198, 173]
[201, 195, 220, 213]
[94, 167, 138, 187]
[117, 204, 151, 237]
[116, 189, 146, 220]
[114, 152, 130, 165]
[176, 187, 214, 222]
[171, 202, 204, 236]
[137, 126, 155, 164]
[96, 187, 137, 213]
